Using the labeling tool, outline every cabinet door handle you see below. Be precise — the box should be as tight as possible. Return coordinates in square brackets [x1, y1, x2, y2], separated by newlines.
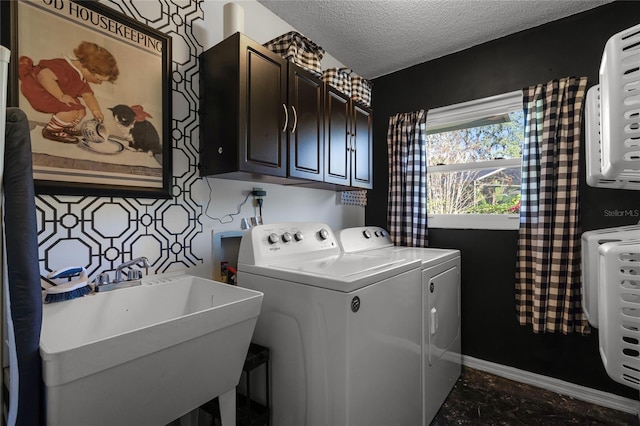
[282, 104, 288, 133]
[291, 106, 298, 134]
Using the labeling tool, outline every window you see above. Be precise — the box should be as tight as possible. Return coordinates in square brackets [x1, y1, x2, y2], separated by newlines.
[426, 91, 524, 230]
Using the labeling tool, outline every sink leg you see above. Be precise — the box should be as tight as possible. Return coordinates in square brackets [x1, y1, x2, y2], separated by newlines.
[219, 388, 236, 426]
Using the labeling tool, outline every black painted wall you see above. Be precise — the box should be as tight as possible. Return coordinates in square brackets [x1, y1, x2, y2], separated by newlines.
[368, 2, 640, 398]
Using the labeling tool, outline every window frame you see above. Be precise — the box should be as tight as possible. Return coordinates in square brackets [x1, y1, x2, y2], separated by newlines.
[426, 90, 523, 230]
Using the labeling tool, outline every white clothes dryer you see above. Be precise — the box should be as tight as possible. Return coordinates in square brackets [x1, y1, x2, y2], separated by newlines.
[337, 226, 461, 426]
[237, 223, 423, 426]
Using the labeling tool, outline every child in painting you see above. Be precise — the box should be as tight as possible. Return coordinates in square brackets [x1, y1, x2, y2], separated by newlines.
[18, 41, 119, 144]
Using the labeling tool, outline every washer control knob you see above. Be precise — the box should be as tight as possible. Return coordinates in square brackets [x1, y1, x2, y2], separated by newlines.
[375, 231, 381, 237]
[294, 231, 304, 241]
[268, 233, 279, 244]
[318, 228, 330, 240]
[363, 230, 372, 239]
[282, 232, 293, 243]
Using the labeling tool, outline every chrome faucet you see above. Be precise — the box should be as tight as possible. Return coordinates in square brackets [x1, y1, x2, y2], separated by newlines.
[93, 257, 151, 292]
[94, 257, 151, 292]
[115, 256, 151, 282]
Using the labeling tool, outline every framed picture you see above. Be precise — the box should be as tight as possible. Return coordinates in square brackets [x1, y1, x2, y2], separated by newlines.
[1, 0, 172, 198]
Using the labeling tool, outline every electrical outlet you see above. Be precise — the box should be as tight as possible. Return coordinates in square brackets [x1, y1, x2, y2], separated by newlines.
[252, 187, 266, 197]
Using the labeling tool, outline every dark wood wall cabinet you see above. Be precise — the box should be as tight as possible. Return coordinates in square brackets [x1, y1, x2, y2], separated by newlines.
[199, 32, 372, 190]
[324, 85, 373, 189]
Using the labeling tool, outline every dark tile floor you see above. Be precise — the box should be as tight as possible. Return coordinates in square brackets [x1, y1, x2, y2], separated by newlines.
[432, 367, 639, 425]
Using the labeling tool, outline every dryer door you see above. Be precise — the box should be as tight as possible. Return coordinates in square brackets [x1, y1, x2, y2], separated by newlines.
[425, 266, 460, 365]
[423, 263, 462, 426]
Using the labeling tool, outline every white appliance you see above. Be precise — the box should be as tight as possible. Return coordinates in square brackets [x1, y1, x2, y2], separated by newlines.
[337, 226, 461, 426]
[237, 222, 423, 426]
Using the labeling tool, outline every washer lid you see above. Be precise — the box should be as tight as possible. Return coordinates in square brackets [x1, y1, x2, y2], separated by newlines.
[239, 252, 421, 292]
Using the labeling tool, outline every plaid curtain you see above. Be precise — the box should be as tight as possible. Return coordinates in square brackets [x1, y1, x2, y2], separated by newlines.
[387, 110, 428, 247]
[515, 77, 588, 334]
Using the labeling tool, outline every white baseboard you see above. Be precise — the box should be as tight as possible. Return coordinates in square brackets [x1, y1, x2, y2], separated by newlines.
[462, 355, 640, 415]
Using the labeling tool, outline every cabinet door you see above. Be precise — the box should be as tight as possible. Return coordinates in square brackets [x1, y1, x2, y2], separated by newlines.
[324, 86, 351, 186]
[240, 39, 287, 176]
[351, 103, 373, 189]
[288, 65, 324, 181]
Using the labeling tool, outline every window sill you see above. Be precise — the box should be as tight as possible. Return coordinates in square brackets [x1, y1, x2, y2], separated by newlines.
[427, 214, 519, 230]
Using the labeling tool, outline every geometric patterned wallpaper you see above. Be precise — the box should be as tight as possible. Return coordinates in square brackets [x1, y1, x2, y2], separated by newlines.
[36, 0, 204, 279]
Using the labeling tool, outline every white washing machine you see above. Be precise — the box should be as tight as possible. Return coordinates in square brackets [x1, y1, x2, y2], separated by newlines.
[337, 226, 461, 426]
[237, 222, 423, 426]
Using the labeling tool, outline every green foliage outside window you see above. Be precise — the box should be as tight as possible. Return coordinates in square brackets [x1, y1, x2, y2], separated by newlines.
[427, 111, 524, 215]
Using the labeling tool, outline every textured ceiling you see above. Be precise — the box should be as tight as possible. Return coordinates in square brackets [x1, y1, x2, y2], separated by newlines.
[257, 0, 613, 79]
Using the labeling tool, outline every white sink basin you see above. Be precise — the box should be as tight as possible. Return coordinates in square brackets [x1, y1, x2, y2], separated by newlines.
[40, 272, 263, 426]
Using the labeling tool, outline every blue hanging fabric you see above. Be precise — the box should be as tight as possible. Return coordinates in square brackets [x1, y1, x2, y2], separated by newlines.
[3, 107, 43, 425]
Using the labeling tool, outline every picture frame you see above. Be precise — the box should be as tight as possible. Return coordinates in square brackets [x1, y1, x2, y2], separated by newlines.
[1, 0, 172, 198]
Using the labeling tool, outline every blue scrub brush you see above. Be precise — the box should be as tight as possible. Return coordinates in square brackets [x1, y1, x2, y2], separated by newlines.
[43, 266, 92, 303]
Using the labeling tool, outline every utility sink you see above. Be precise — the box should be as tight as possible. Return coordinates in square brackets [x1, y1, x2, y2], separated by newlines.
[40, 272, 263, 426]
